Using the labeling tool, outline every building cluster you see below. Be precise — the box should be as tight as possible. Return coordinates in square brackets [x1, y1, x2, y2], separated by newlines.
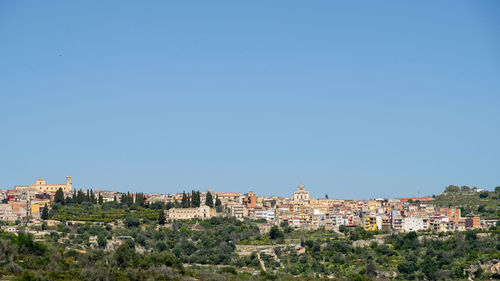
[0, 177, 120, 222]
[149, 184, 492, 232]
[0, 177, 65, 222]
[1, 177, 495, 233]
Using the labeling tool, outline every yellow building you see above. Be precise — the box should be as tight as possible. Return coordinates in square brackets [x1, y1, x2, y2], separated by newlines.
[364, 216, 378, 231]
[215, 192, 241, 202]
[30, 200, 51, 214]
[16, 176, 72, 193]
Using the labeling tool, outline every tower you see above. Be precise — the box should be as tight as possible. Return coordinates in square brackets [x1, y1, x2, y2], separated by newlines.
[66, 176, 72, 192]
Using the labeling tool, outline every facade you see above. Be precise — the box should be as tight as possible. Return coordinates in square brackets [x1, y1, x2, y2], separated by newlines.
[465, 214, 481, 229]
[445, 208, 461, 223]
[363, 216, 377, 231]
[254, 208, 275, 221]
[403, 217, 425, 232]
[216, 192, 241, 202]
[167, 205, 215, 220]
[227, 202, 247, 218]
[15, 176, 72, 193]
[293, 185, 310, 201]
[243, 192, 257, 208]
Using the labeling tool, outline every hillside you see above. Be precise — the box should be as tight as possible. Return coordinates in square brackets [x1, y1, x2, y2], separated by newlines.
[431, 187, 500, 219]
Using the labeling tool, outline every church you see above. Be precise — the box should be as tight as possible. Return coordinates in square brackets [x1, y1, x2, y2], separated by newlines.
[15, 176, 72, 193]
[292, 184, 310, 201]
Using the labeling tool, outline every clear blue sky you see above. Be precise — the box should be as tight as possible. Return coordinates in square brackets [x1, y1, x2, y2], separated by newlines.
[1, 1, 499, 199]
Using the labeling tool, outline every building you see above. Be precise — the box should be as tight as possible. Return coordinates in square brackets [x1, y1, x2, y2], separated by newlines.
[243, 192, 257, 208]
[403, 217, 425, 232]
[292, 185, 310, 201]
[167, 205, 215, 220]
[15, 176, 72, 193]
[445, 208, 461, 223]
[227, 202, 247, 218]
[216, 192, 241, 202]
[363, 216, 378, 231]
[465, 214, 481, 229]
[254, 208, 275, 221]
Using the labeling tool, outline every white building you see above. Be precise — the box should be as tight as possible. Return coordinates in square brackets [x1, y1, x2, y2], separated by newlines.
[376, 215, 383, 230]
[403, 217, 425, 232]
[254, 209, 275, 221]
[329, 215, 348, 226]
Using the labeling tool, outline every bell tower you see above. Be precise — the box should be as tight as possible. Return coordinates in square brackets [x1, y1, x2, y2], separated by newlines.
[66, 176, 72, 192]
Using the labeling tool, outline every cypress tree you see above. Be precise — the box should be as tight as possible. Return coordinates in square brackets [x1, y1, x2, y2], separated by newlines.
[54, 188, 65, 205]
[181, 192, 187, 208]
[77, 190, 85, 204]
[98, 193, 103, 205]
[205, 192, 214, 208]
[41, 203, 49, 220]
[158, 209, 166, 225]
[191, 190, 200, 207]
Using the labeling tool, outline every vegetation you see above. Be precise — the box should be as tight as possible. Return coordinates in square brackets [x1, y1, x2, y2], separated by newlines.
[2, 187, 499, 280]
[432, 186, 500, 219]
[2, 216, 500, 280]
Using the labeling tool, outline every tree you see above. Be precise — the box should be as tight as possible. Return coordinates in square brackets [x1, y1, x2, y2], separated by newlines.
[479, 192, 488, 198]
[280, 221, 292, 233]
[215, 196, 222, 212]
[135, 192, 146, 206]
[41, 203, 49, 220]
[205, 192, 214, 207]
[325, 194, 328, 199]
[339, 225, 348, 234]
[269, 226, 284, 240]
[127, 192, 132, 204]
[76, 190, 85, 204]
[90, 189, 97, 204]
[114, 239, 136, 268]
[191, 190, 200, 207]
[158, 210, 166, 225]
[54, 188, 65, 205]
[181, 192, 188, 208]
[495, 186, 500, 193]
[97, 234, 107, 249]
[478, 205, 486, 213]
[98, 193, 103, 205]
[461, 186, 471, 192]
[124, 216, 140, 228]
[366, 262, 377, 277]
[445, 185, 460, 193]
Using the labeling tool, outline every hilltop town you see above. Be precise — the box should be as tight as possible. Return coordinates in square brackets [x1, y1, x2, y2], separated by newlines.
[1, 177, 500, 280]
[2, 176, 498, 233]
